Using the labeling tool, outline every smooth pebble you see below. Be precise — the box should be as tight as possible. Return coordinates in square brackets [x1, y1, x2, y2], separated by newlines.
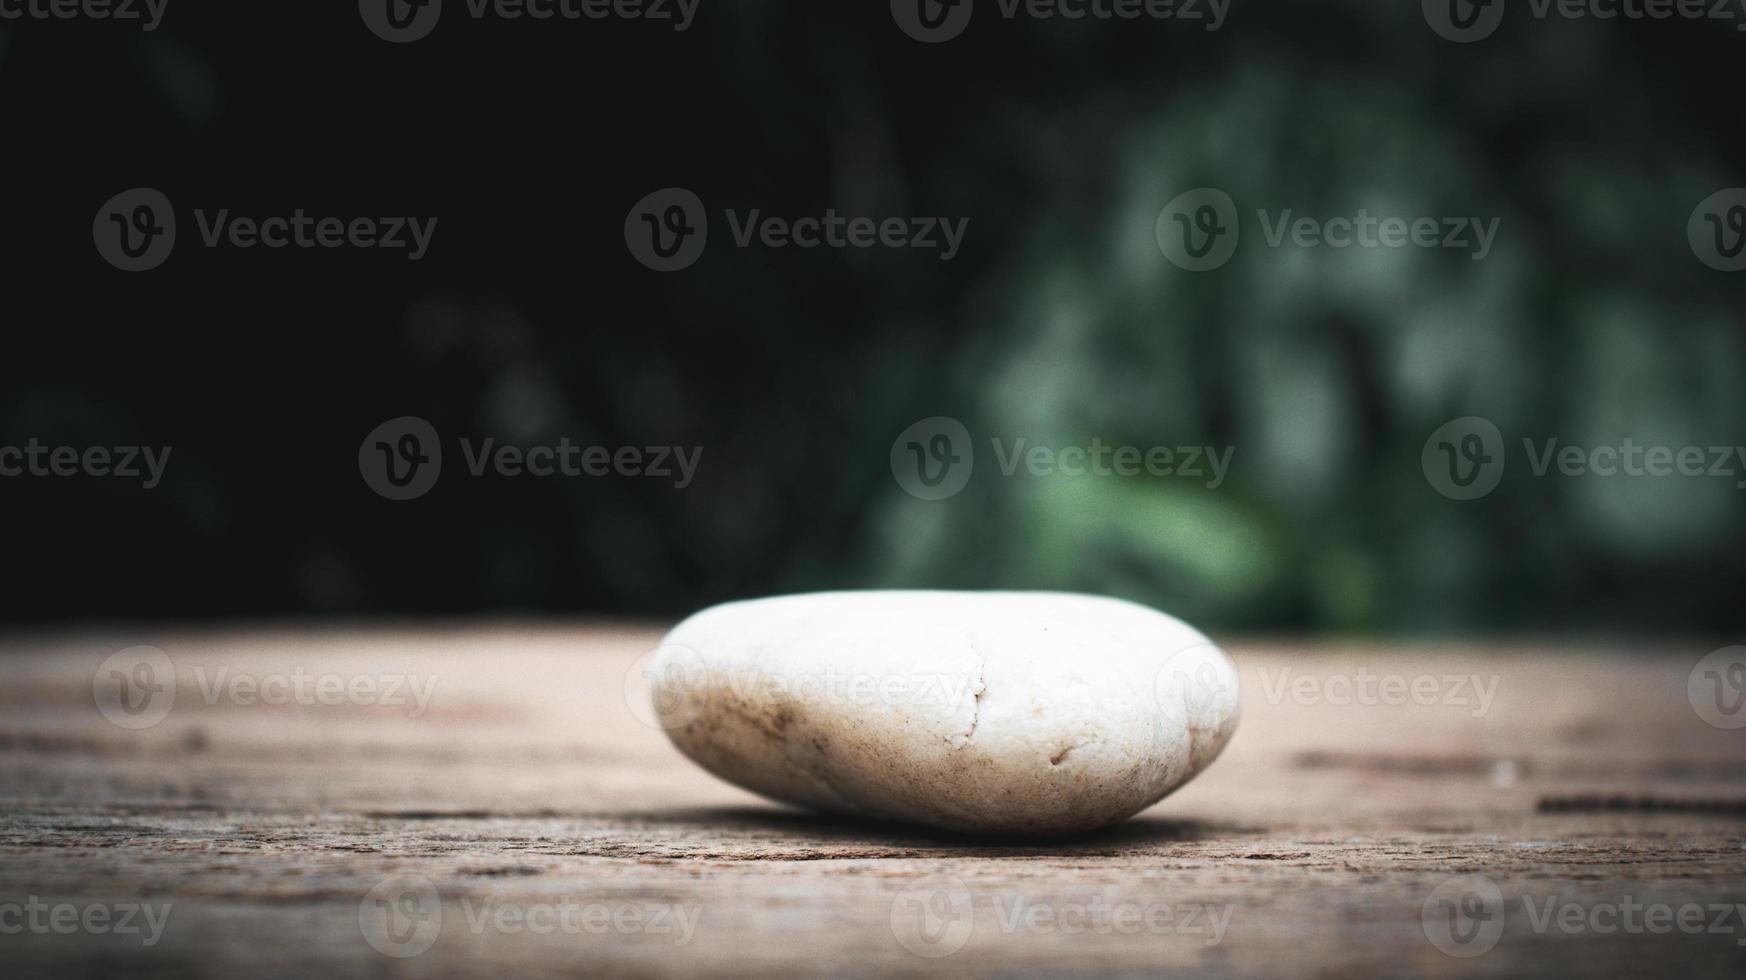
[648, 591, 1240, 836]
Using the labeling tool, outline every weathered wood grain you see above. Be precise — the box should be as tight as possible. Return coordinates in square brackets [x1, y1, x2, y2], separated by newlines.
[2, 625, 1743, 977]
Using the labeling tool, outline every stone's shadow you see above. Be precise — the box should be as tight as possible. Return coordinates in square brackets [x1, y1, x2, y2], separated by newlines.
[636, 804, 1247, 852]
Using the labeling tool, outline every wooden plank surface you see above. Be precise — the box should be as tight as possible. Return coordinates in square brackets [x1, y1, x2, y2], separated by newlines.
[2, 624, 1744, 977]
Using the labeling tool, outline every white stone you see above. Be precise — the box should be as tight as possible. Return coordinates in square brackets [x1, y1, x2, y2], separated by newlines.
[648, 591, 1240, 836]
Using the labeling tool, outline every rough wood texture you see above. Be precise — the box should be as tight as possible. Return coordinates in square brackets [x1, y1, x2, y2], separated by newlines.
[2, 625, 1743, 977]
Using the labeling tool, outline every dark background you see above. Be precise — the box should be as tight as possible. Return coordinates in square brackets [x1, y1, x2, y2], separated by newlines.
[3, 0, 1743, 635]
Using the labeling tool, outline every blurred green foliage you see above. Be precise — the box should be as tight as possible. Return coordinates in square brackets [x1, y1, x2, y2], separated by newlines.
[3, 2, 1742, 634]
